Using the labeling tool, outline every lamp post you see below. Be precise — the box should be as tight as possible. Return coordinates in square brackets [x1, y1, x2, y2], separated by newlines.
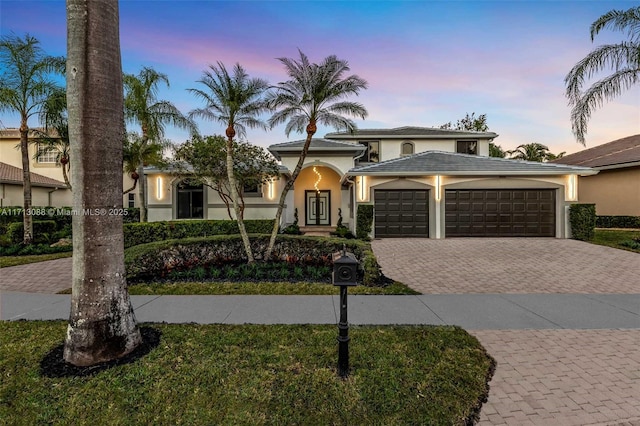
[332, 246, 358, 378]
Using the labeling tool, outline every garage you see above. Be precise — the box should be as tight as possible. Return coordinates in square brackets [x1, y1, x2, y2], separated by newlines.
[374, 189, 428, 237]
[445, 189, 555, 237]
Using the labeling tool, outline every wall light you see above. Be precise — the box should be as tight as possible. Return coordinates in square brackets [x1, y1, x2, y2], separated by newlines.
[358, 176, 367, 202]
[268, 179, 275, 200]
[434, 175, 442, 201]
[566, 175, 577, 201]
[156, 177, 163, 200]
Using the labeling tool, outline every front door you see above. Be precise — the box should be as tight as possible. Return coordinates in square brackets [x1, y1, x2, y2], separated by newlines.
[305, 190, 331, 225]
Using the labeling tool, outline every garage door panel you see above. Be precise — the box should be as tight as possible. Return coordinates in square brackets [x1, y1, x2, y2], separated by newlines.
[374, 189, 429, 238]
[446, 189, 555, 237]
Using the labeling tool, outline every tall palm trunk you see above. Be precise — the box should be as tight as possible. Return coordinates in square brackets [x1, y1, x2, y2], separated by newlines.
[61, 157, 72, 190]
[65, 0, 141, 366]
[19, 120, 33, 244]
[265, 121, 316, 260]
[226, 127, 254, 263]
[138, 132, 148, 222]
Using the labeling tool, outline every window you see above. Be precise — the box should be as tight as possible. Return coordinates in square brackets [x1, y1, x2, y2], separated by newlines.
[456, 140, 478, 155]
[242, 182, 262, 197]
[36, 144, 57, 164]
[128, 193, 135, 208]
[359, 140, 380, 163]
[176, 181, 204, 219]
[401, 141, 414, 156]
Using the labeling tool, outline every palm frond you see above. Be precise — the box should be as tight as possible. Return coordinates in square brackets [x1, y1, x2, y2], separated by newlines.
[590, 6, 640, 42]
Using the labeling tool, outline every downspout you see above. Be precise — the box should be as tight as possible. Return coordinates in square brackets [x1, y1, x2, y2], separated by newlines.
[1, 183, 4, 207]
[47, 187, 58, 207]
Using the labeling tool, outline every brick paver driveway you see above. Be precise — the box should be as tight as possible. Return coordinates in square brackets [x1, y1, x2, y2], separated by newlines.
[373, 238, 640, 425]
[372, 238, 639, 293]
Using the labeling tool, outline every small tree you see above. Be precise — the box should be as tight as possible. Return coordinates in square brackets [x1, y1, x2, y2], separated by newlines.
[439, 112, 488, 132]
[123, 132, 169, 195]
[174, 135, 279, 220]
[507, 143, 565, 162]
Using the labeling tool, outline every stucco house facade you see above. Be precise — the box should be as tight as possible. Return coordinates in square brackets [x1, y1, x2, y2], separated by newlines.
[146, 126, 596, 238]
[551, 134, 640, 216]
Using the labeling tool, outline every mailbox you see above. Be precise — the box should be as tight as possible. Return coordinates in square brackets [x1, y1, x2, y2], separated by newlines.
[332, 250, 358, 286]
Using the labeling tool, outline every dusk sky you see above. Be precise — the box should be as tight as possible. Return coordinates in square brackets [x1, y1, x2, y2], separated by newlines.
[1, 1, 638, 155]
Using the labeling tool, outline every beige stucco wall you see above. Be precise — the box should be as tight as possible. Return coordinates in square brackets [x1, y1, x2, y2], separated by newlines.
[577, 167, 640, 216]
[293, 165, 343, 226]
[0, 183, 72, 207]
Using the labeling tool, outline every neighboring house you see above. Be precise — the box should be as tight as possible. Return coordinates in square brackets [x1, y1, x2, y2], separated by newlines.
[146, 126, 597, 238]
[0, 128, 138, 208]
[551, 134, 640, 216]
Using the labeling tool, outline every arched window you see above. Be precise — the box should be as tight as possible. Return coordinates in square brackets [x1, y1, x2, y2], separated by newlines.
[401, 141, 414, 155]
[176, 181, 204, 219]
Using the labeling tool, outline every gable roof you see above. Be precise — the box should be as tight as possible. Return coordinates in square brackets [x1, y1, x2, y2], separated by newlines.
[0, 162, 68, 188]
[347, 151, 597, 176]
[326, 126, 498, 140]
[268, 138, 365, 160]
[550, 134, 640, 170]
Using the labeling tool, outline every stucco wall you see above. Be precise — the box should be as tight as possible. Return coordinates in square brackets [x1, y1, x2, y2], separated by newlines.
[293, 165, 343, 226]
[577, 167, 640, 216]
[0, 183, 72, 207]
[372, 138, 491, 162]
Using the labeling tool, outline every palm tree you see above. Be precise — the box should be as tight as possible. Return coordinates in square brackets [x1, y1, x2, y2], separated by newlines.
[264, 50, 368, 260]
[65, 0, 141, 366]
[123, 132, 169, 195]
[565, 6, 640, 145]
[124, 67, 196, 222]
[188, 62, 270, 263]
[507, 143, 564, 162]
[0, 34, 64, 244]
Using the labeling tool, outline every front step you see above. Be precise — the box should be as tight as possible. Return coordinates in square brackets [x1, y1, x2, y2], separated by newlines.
[300, 226, 336, 237]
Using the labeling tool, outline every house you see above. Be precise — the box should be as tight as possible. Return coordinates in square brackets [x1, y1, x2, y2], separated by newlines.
[146, 126, 597, 238]
[550, 134, 640, 216]
[0, 128, 138, 208]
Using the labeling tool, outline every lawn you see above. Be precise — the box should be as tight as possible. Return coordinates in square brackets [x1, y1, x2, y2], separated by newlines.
[0, 321, 494, 425]
[591, 229, 640, 253]
[0, 251, 72, 268]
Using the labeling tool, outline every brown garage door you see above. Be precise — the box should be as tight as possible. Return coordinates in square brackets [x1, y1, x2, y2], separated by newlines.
[374, 190, 428, 237]
[445, 189, 555, 237]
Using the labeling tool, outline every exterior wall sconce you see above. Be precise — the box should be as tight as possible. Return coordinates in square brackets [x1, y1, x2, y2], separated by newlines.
[434, 175, 442, 201]
[156, 177, 163, 200]
[268, 178, 275, 200]
[566, 175, 578, 201]
[358, 176, 368, 202]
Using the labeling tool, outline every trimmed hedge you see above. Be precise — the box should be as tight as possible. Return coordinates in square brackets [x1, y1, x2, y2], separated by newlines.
[596, 215, 640, 229]
[123, 219, 275, 248]
[569, 204, 596, 241]
[125, 234, 382, 286]
[356, 205, 374, 240]
[7, 220, 58, 244]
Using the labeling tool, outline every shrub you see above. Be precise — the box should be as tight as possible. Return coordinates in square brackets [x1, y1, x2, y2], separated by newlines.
[356, 205, 374, 240]
[7, 220, 58, 244]
[0, 243, 72, 256]
[596, 215, 640, 229]
[124, 234, 382, 285]
[281, 208, 302, 235]
[569, 204, 596, 241]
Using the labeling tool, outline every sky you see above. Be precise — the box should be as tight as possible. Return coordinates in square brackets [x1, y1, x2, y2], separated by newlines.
[1, 0, 639, 156]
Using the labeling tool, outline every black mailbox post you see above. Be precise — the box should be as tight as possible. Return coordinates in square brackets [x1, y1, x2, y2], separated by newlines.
[332, 247, 358, 378]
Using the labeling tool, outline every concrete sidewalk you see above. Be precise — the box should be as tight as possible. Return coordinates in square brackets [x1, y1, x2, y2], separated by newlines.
[2, 291, 638, 329]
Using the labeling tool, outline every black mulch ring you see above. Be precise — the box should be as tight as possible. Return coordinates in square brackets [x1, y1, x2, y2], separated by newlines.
[39, 326, 161, 378]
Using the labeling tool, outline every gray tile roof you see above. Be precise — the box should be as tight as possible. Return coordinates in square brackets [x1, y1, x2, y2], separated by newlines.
[326, 126, 498, 139]
[0, 162, 68, 188]
[550, 134, 640, 169]
[268, 138, 365, 160]
[347, 151, 597, 176]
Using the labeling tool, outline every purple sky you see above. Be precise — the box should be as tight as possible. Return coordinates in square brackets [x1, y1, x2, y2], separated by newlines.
[1, 1, 638, 155]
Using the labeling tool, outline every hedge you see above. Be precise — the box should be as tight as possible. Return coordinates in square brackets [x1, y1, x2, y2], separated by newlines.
[123, 219, 275, 248]
[124, 234, 382, 286]
[0, 207, 138, 234]
[569, 204, 596, 241]
[356, 205, 374, 240]
[6, 220, 58, 244]
[596, 215, 640, 229]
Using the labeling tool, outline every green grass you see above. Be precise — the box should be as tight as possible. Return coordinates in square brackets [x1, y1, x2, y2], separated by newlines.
[57, 280, 420, 295]
[0, 251, 72, 268]
[591, 229, 640, 253]
[0, 321, 494, 425]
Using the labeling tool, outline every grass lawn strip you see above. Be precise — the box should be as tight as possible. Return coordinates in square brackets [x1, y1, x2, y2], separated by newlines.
[0, 251, 72, 268]
[591, 229, 640, 253]
[0, 321, 494, 425]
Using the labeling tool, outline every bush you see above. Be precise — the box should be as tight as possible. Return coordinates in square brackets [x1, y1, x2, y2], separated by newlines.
[596, 215, 640, 229]
[6, 220, 58, 244]
[280, 208, 302, 235]
[569, 204, 596, 241]
[0, 243, 72, 256]
[356, 205, 374, 240]
[123, 219, 275, 248]
[125, 234, 382, 285]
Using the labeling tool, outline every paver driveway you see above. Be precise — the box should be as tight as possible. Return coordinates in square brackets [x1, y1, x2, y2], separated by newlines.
[372, 238, 639, 293]
[372, 238, 640, 426]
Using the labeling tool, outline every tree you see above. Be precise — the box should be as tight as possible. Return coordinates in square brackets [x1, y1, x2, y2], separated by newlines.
[33, 87, 71, 189]
[439, 112, 488, 132]
[507, 143, 564, 162]
[174, 135, 279, 220]
[489, 142, 506, 158]
[123, 132, 169, 195]
[188, 63, 270, 263]
[0, 34, 64, 244]
[124, 67, 195, 222]
[65, 0, 141, 366]
[265, 50, 368, 260]
[565, 6, 640, 145]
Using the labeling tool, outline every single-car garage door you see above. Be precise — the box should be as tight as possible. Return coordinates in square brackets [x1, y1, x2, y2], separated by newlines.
[445, 189, 555, 237]
[374, 190, 428, 237]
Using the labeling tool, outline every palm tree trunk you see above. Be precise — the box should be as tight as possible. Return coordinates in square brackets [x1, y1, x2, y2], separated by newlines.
[19, 120, 33, 245]
[123, 177, 138, 195]
[226, 130, 254, 263]
[62, 162, 72, 190]
[137, 161, 147, 221]
[64, 0, 141, 367]
[265, 123, 316, 260]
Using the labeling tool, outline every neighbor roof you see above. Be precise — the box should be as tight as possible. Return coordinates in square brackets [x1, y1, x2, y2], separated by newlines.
[0, 162, 68, 188]
[326, 126, 498, 140]
[347, 151, 597, 176]
[550, 134, 640, 170]
[268, 138, 365, 160]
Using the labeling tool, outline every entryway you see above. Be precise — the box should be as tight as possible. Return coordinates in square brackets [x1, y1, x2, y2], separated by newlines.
[305, 190, 331, 226]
